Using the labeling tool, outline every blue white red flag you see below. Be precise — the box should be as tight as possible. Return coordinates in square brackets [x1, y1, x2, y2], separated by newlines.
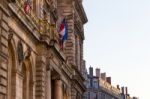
[59, 17, 68, 49]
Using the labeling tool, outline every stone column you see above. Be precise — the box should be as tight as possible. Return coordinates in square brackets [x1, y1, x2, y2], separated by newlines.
[54, 80, 63, 99]
[45, 70, 51, 99]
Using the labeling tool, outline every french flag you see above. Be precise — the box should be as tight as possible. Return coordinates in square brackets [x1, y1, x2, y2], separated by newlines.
[59, 18, 68, 49]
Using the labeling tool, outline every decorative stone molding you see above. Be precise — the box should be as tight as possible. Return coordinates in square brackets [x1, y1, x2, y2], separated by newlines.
[74, 0, 88, 24]
[8, 29, 13, 40]
[24, 47, 32, 60]
[17, 40, 24, 65]
[49, 40, 66, 61]
[46, 53, 54, 71]
[65, 57, 69, 64]
[0, 4, 10, 17]
[52, 75, 61, 81]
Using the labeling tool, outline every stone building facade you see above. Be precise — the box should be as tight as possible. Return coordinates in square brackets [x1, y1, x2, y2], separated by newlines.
[83, 67, 139, 99]
[120, 87, 139, 99]
[84, 67, 121, 99]
[0, 0, 87, 99]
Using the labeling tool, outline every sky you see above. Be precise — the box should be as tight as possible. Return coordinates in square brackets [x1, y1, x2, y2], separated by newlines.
[83, 0, 150, 99]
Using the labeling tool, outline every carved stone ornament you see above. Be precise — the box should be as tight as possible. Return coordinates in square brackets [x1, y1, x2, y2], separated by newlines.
[63, 83, 67, 92]
[8, 29, 13, 40]
[17, 41, 24, 64]
[65, 57, 69, 64]
[24, 47, 32, 60]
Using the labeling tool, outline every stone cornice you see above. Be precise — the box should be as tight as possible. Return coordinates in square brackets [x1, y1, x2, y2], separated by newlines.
[61, 63, 73, 80]
[8, 3, 41, 41]
[8, 3, 59, 48]
[74, 22, 84, 40]
[49, 40, 66, 61]
[74, 0, 87, 40]
[72, 65, 85, 81]
[74, 0, 88, 24]
[71, 65, 86, 91]
[0, 4, 10, 16]
[72, 75, 86, 92]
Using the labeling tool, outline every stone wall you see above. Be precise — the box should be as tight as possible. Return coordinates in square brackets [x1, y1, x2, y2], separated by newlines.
[0, 0, 87, 99]
[0, 5, 9, 99]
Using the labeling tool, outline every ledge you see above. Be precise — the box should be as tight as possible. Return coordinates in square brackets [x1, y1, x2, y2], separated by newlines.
[72, 74, 86, 92]
[49, 40, 66, 61]
[8, 3, 41, 41]
[74, 0, 88, 24]
[72, 65, 86, 91]
[0, 4, 10, 16]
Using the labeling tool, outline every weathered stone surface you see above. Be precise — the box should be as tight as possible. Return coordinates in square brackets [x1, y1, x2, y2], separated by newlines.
[2, 13, 8, 23]
[0, 77, 7, 86]
[0, 62, 7, 71]
[0, 94, 6, 99]
[0, 69, 7, 78]
[0, 0, 87, 99]
[1, 45, 8, 56]
[1, 29, 8, 41]
[1, 21, 9, 31]
[0, 84, 6, 94]
[1, 35, 8, 47]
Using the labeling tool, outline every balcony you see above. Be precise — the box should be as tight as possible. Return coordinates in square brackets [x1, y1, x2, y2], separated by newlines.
[8, 1, 59, 44]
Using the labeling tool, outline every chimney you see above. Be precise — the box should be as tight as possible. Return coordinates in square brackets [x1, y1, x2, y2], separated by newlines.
[96, 68, 100, 77]
[89, 66, 93, 76]
[117, 85, 120, 90]
[106, 77, 111, 84]
[101, 73, 106, 81]
[125, 87, 128, 95]
[121, 87, 125, 94]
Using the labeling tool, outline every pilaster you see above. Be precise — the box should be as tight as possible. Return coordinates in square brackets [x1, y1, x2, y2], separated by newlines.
[80, 41, 83, 74]
[0, 7, 9, 99]
[57, 0, 76, 66]
[45, 69, 51, 99]
[35, 55, 46, 99]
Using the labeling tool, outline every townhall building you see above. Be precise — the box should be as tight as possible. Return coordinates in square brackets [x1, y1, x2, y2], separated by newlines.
[0, 0, 87, 99]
